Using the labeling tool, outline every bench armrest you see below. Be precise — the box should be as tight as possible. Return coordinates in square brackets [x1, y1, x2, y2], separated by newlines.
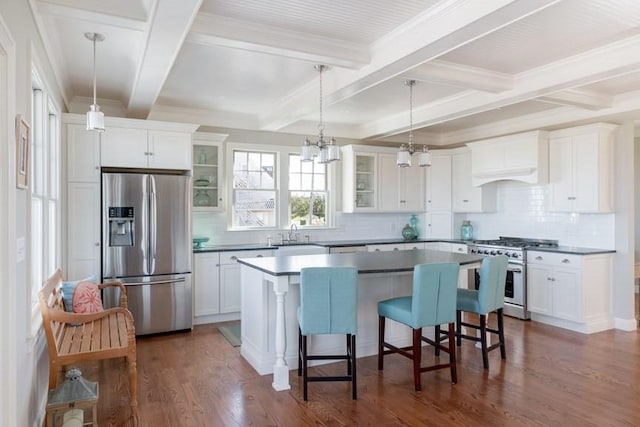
[98, 281, 128, 308]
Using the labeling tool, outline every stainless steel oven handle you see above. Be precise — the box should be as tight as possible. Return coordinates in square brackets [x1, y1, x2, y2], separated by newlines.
[507, 268, 523, 274]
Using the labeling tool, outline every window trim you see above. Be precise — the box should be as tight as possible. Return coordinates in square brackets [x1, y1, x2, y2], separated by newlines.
[225, 142, 337, 231]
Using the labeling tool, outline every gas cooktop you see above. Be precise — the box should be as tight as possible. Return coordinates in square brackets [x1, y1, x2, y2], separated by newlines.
[470, 236, 558, 249]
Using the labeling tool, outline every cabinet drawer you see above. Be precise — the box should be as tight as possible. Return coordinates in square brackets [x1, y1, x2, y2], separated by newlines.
[527, 251, 581, 268]
[220, 250, 273, 264]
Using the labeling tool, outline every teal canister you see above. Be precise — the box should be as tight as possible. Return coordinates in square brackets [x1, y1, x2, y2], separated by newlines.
[461, 220, 473, 240]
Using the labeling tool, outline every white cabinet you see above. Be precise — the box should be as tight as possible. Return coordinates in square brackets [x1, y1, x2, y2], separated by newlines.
[451, 149, 496, 213]
[66, 124, 100, 182]
[194, 249, 273, 324]
[549, 123, 616, 213]
[194, 252, 221, 317]
[342, 145, 425, 213]
[426, 154, 452, 212]
[192, 133, 227, 211]
[527, 250, 612, 333]
[66, 182, 101, 280]
[367, 242, 425, 252]
[101, 127, 192, 170]
[424, 212, 453, 238]
[378, 153, 426, 212]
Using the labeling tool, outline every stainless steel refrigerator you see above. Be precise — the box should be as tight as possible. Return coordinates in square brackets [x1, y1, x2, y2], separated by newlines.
[102, 171, 192, 335]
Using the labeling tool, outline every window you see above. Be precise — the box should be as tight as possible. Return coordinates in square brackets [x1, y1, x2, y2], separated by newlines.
[231, 150, 277, 228]
[30, 71, 60, 332]
[289, 154, 327, 226]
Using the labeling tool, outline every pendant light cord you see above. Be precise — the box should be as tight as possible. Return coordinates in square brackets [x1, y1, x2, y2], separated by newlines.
[408, 80, 414, 149]
[92, 34, 97, 106]
[317, 64, 324, 136]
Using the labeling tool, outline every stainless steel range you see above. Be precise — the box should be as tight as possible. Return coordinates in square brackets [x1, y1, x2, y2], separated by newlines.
[467, 236, 558, 320]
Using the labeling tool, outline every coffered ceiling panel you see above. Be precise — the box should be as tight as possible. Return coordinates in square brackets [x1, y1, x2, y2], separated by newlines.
[29, 0, 640, 146]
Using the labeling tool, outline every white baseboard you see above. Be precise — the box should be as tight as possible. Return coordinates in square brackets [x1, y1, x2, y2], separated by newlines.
[614, 317, 638, 331]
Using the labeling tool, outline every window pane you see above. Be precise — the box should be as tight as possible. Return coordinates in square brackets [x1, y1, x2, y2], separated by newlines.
[262, 153, 274, 168]
[248, 152, 261, 171]
[301, 174, 312, 189]
[289, 174, 300, 190]
[289, 155, 300, 173]
[261, 171, 274, 189]
[31, 197, 43, 305]
[233, 190, 276, 227]
[233, 151, 247, 171]
[32, 89, 44, 196]
[48, 113, 59, 198]
[248, 171, 261, 188]
[313, 173, 326, 191]
[300, 160, 313, 174]
[48, 201, 57, 276]
[290, 191, 326, 226]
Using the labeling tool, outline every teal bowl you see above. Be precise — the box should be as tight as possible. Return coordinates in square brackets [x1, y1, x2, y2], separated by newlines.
[193, 236, 210, 249]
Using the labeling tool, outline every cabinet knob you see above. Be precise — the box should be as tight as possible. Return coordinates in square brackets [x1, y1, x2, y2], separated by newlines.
[458, 248, 463, 252]
[230, 256, 238, 261]
[561, 258, 570, 264]
[94, 242, 100, 247]
[375, 249, 380, 252]
[393, 247, 400, 251]
[535, 256, 543, 260]
[257, 255, 263, 258]
[462, 199, 469, 203]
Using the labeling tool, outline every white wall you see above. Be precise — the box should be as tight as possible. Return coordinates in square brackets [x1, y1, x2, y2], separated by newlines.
[0, 2, 65, 426]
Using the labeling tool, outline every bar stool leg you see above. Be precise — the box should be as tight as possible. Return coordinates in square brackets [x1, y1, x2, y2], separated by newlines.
[378, 316, 385, 371]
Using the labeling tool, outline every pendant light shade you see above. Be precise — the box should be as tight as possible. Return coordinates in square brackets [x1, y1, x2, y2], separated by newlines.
[85, 32, 105, 133]
[397, 80, 431, 167]
[301, 65, 340, 163]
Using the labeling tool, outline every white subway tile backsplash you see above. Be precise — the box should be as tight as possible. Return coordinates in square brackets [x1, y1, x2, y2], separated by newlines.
[193, 181, 614, 250]
[465, 181, 614, 249]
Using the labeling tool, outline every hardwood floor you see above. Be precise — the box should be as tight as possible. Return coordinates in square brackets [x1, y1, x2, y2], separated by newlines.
[74, 317, 640, 426]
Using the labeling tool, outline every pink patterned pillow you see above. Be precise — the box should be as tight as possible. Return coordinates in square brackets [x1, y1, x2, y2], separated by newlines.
[71, 281, 104, 313]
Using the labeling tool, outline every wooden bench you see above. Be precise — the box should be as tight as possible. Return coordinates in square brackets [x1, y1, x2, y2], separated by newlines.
[39, 269, 137, 411]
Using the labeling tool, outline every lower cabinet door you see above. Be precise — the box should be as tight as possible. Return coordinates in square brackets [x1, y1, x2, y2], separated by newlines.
[194, 253, 220, 316]
[527, 264, 553, 315]
[219, 263, 241, 313]
[551, 268, 582, 321]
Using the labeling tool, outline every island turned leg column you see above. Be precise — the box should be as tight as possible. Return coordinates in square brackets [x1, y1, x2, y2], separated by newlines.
[272, 275, 291, 391]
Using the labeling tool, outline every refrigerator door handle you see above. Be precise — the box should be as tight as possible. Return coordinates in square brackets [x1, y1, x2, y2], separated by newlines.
[124, 278, 185, 286]
[149, 175, 157, 274]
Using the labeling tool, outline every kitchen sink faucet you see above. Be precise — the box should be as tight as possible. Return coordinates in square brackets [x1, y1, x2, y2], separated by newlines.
[288, 223, 298, 242]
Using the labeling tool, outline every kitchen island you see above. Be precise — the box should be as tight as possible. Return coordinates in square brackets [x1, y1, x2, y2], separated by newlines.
[238, 249, 486, 391]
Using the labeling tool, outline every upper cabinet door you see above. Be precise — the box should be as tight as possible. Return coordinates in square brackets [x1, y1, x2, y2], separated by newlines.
[149, 130, 191, 170]
[66, 124, 100, 182]
[377, 153, 399, 211]
[399, 160, 425, 212]
[426, 154, 452, 212]
[101, 127, 149, 168]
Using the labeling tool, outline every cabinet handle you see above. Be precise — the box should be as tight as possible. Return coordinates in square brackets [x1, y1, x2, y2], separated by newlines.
[375, 249, 380, 252]
[257, 255, 263, 258]
[561, 258, 570, 264]
[230, 256, 238, 261]
[148, 152, 154, 156]
[393, 248, 400, 251]
[458, 248, 463, 252]
[535, 256, 543, 260]
[463, 199, 469, 203]
[94, 242, 100, 247]
[428, 200, 431, 203]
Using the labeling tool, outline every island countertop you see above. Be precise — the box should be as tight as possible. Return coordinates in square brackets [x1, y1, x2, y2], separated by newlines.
[237, 248, 486, 276]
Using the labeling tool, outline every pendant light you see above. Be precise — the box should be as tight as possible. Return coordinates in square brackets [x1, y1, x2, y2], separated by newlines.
[397, 80, 431, 167]
[301, 65, 339, 164]
[85, 32, 105, 132]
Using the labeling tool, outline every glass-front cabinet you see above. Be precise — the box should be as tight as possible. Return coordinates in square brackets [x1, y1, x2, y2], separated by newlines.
[341, 145, 377, 212]
[192, 132, 228, 211]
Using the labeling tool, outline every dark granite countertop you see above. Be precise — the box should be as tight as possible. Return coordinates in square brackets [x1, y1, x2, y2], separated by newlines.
[237, 248, 486, 276]
[525, 246, 616, 255]
[193, 238, 468, 253]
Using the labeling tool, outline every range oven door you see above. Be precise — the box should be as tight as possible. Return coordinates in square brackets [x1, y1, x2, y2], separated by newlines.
[473, 262, 524, 306]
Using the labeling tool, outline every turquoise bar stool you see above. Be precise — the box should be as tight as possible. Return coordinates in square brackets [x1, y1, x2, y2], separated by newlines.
[297, 267, 358, 401]
[444, 255, 508, 369]
[377, 263, 459, 391]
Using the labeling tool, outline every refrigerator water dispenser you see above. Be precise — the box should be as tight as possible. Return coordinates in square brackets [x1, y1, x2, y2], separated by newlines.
[108, 207, 134, 247]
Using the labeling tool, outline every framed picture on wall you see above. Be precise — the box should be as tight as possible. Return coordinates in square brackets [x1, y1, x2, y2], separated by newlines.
[15, 114, 30, 189]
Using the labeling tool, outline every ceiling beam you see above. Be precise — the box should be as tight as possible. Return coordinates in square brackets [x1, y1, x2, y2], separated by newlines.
[186, 13, 369, 70]
[127, 0, 203, 119]
[259, 0, 562, 131]
[359, 33, 640, 139]
[34, 1, 148, 31]
[400, 60, 513, 93]
[537, 88, 612, 110]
